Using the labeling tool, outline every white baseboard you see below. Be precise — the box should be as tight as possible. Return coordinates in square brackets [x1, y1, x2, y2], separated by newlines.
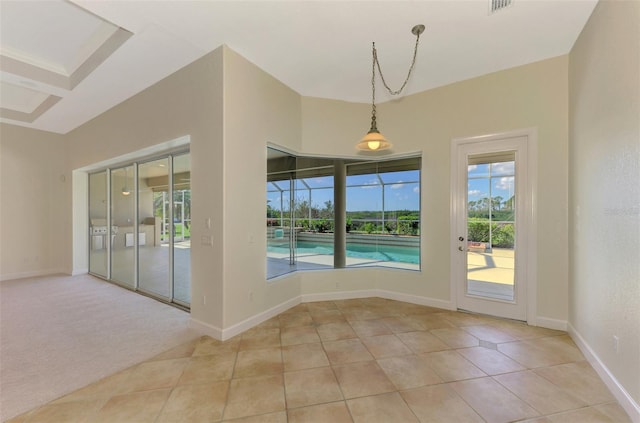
[199, 290, 453, 341]
[192, 296, 302, 341]
[220, 296, 301, 341]
[301, 289, 454, 313]
[189, 318, 223, 340]
[376, 289, 454, 311]
[568, 323, 640, 422]
[301, 289, 378, 303]
[0, 268, 65, 282]
[535, 316, 568, 331]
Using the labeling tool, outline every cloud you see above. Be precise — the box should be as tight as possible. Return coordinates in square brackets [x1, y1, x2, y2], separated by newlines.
[492, 162, 515, 174]
[390, 182, 405, 190]
[413, 186, 419, 193]
[468, 189, 482, 196]
[311, 177, 330, 186]
[360, 179, 380, 189]
[468, 165, 478, 171]
[495, 176, 514, 190]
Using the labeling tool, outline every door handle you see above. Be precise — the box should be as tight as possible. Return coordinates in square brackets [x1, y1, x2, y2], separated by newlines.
[458, 246, 464, 251]
[458, 236, 464, 241]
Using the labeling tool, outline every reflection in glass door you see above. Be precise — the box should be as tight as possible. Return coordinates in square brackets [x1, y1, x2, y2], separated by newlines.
[138, 158, 171, 299]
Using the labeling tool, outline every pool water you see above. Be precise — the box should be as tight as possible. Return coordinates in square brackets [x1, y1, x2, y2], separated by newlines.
[268, 241, 419, 264]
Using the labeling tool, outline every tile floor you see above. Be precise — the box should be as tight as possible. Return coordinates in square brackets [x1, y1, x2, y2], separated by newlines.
[8, 298, 631, 423]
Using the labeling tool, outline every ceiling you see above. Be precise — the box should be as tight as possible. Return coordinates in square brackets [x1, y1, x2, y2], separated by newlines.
[0, 0, 598, 135]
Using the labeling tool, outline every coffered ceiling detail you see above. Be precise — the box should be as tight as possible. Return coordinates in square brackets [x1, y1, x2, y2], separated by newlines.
[0, 0, 131, 124]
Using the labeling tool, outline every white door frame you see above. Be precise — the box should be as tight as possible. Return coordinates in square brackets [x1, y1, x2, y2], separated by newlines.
[450, 128, 538, 325]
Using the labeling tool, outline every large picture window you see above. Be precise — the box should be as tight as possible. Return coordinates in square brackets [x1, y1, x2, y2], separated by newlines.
[267, 148, 420, 279]
[346, 159, 420, 269]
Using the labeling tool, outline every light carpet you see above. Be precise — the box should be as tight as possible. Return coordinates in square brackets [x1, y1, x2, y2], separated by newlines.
[0, 274, 202, 422]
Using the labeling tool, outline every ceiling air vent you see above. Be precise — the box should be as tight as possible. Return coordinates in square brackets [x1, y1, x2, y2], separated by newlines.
[490, 0, 513, 14]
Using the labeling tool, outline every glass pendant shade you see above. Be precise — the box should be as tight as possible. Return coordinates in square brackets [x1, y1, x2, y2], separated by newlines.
[356, 129, 391, 151]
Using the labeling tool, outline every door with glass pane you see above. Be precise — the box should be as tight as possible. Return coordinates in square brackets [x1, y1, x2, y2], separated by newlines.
[453, 135, 530, 321]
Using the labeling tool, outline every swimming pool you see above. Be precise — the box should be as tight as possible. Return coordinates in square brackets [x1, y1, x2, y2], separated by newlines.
[267, 241, 420, 264]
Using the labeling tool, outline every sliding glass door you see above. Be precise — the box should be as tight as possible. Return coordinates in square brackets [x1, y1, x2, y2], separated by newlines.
[88, 151, 191, 308]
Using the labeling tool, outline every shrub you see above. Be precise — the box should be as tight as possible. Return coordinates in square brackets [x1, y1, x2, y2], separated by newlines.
[467, 219, 514, 248]
[397, 216, 419, 236]
[468, 219, 490, 242]
[313, 219, 332, 233]
[363, 222, 377, 234]
[492, 223, 514, 248]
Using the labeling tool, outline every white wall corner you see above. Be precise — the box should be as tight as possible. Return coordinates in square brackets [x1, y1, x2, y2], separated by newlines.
[189, 318, 224, 341]
[71, 268, 88, 276]
[535, 316, 568, 331]
[568, 323, 640, 422]
[219, 296, 301, 341]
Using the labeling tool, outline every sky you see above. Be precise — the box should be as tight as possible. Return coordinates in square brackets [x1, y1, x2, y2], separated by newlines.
[267, 170, 420, 212]
[467, 162, 515, 208]
[267, 162, 516, 214]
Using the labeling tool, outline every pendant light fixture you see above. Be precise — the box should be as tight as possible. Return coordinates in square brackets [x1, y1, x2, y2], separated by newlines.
[121, 167, 130, 196]
[357, 24, 425, 152]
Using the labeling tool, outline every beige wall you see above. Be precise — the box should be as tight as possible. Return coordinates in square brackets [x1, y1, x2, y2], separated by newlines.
[0, 124, 69, 280]
[221, 47, 302, 327]
[301, 56, 570, 323]
[569, 0, 640, 406]
[66, 48, 226, 328]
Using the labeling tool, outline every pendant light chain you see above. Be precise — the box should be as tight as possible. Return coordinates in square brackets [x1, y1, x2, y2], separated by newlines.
[357, 24, 424, 151]
[372, 29, 422, 97]
[370, 42, 378, 132]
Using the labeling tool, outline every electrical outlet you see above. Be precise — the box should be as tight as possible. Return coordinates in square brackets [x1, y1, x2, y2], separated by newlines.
[248, 291, 253, 301]
[613, 335, 619, 353]
[203, 296, 206, 305]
